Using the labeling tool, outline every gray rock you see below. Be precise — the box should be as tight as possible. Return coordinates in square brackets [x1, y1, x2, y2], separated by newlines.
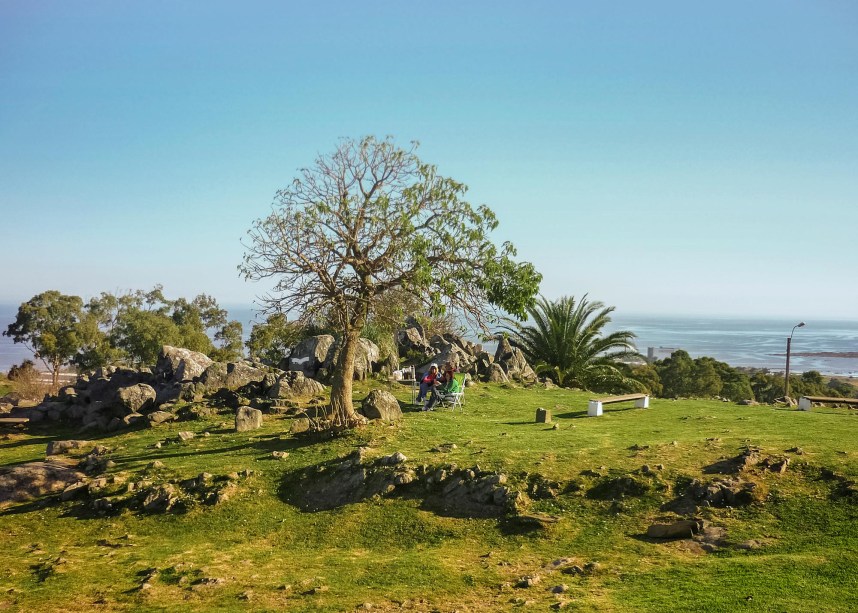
[147, 411, 176, 426]
[484, 362, 509, 383]
[0, 461, 86, 504]
[46, 440, 92, 456]
[288, 335, 336, 378]
[267, 371, 326, 399]
[235, 407, 263, 432]
[177, 431, 195, 441]
[360, 389, 402, 422]
[494, 337, 537, 382]
[155, 346, 214, 382]
[647, 519, 704, 539]
[199, 361, 268, 393]
[535, 407, 552, 423]
[289, 417, 311, 435]
[142, 484, 179, 513]
[116, 384, 157, 414]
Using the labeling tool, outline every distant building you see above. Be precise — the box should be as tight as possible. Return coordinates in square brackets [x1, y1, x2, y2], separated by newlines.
[647, 347, 679, 362]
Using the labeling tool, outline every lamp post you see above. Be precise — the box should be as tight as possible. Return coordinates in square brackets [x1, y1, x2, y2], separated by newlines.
[784, 321, 805, 400]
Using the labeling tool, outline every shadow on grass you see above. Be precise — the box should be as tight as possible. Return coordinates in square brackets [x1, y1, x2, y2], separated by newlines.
[555, 405, 641, 419]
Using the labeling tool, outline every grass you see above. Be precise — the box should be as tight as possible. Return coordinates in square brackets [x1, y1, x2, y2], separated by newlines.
[1, 380, 856, 612]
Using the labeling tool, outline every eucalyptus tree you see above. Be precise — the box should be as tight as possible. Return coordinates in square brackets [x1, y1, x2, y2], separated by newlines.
[506, 295, 642, 392]
[241, 136, 541, 426]
[4, 291, 85, 389]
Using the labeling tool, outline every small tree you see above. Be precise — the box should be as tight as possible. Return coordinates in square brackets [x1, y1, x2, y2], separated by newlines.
[241, 136, 541, 425]
[3, 291, 85, 389]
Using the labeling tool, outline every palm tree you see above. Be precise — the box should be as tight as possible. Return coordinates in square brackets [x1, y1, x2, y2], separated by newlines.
[505, 295, 643, 393]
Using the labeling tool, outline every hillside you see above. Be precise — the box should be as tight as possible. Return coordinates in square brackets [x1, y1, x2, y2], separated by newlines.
[1, 381, 856, 612]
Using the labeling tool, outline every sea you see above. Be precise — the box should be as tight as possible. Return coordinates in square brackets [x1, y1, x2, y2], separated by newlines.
[1, 304, 856, 378]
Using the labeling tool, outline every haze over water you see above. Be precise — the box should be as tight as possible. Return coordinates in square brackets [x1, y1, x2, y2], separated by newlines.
[2, 304, 856, 377]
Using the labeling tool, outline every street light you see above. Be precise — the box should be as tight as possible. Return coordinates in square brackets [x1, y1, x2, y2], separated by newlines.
[784, 321, 806, 401]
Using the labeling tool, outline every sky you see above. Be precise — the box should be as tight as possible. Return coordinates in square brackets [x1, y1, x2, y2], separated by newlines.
[1, 1, 856, 319]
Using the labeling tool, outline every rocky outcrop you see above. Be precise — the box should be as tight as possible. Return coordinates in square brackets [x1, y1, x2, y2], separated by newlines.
[116, 384, 157, 414]
[198, 361, 267, 394]
[494, 337, 537, 383]
[287, 335, 336, 378]
[285, 451, 523, 518]
[20, 347, 327, 434]
[0, 461, 86, 505]
[360, 389, 402, 421]
[267, 371, 326, 399]
[155, 346, 213, 382]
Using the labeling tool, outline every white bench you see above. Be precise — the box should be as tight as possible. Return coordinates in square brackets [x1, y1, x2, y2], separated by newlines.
[588, 393, 649, 417]
[798, 395, 858, 411]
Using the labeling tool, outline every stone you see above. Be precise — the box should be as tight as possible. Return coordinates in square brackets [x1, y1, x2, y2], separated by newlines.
[177, 431, 195, 441]
[494, 337, 537, 382]
[272, 451, 289, 459]
[115, 384, 157, 413]
[289, 417, 311, 435]
[155, 345, 214, 382]
[0, 461, 86, 504]
[360, 389, 403, 422]
[647, 519, 704, 539]
[535, 407, 552, 423]
[199, 361, 268, 393]
[287, 335, 336, 378]
[235, 407, 264, 432]
[267, 371, 326, 399]
[484, 362, 510, 383]
[147, 411, 176, 426]
[142, 484, 180, 513]
[46, 440, 92, 456]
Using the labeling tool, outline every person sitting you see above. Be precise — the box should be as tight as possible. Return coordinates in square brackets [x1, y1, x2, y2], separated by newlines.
[424, 362, 457, 411]
[416, 364, 439, 403]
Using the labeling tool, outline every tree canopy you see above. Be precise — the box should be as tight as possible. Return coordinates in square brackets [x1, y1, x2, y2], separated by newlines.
[505, 294, 643, 393]
[241, 136, 541, 424]
[3, 291, 84, 388]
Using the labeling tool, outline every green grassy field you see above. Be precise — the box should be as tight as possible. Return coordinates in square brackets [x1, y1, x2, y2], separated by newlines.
[1, 381, 856, 612]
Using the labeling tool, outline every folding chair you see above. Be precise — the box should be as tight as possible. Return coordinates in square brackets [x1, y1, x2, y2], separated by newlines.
[438, 374, 466, 411]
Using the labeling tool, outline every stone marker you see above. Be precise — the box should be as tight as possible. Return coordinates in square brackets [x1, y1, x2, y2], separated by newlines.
[536, 407, 552, 423]
[235, 407, 263, 432]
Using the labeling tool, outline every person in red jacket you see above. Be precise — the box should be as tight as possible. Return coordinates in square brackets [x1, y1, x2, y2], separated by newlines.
[416, 363, 438, 403]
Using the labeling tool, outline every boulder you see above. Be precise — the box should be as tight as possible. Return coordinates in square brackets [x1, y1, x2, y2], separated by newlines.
[155, 346, 213, 382]
[353, 338, 381, 381]
[288, 335, 336, 378]
[115, 384, 157, 414]
[235, 407, 264, 432]
[267, 371, 326, 399]
[396, 326, 434, 359]
[647, 519, 704, 539]
[360, 390, 402, 422]
[484, 363, 509, 383]
[0, 461, 87, 504]
[147, 411, 176, 426]
[198, 361, 267, 393]
[494, 337, 537, 382]
[46, 440, 92, 456]
[142, 484, 180, 513]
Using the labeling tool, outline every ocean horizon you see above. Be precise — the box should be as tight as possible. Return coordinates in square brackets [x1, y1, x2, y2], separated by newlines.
[1, 304, 856, 378]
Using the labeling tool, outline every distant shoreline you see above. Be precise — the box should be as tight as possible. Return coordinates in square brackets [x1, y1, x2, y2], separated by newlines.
[773, 352, 858, 358]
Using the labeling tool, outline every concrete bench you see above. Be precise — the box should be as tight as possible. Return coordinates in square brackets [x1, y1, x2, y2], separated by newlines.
[798, 396, 858, 411]
[588, 393, 649, 417]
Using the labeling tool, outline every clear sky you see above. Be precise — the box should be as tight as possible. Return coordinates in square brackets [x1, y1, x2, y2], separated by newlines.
[1, 1, 856, 319]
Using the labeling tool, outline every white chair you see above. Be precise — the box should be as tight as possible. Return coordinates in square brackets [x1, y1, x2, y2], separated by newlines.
[438, 374, 466, 411]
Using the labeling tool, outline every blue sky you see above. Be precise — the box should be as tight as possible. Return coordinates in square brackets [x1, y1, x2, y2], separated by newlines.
[1, 1, 856, 319]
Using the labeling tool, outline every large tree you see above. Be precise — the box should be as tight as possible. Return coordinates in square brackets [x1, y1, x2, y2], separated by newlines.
[241, 136, 541, 425]
[3, 291, 85, 389]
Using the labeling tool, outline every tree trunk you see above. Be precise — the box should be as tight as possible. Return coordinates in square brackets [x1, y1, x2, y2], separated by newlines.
[51, 359, 60, 393]
[329, 327, 361, 426]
